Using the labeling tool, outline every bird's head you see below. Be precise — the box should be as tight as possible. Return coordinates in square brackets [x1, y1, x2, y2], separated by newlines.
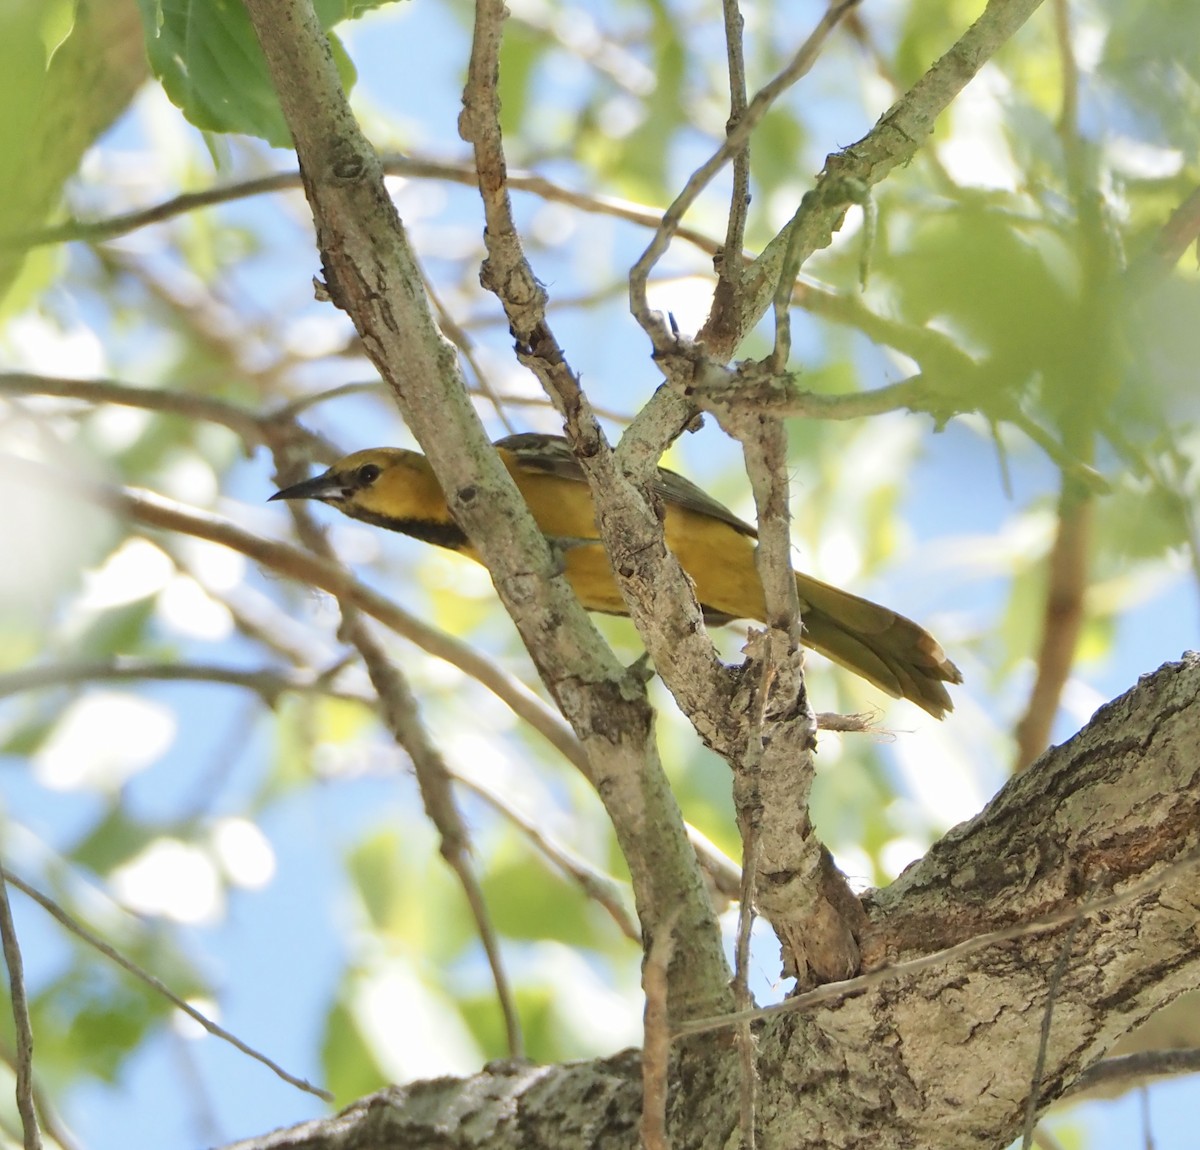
[269, 448, 439, 528]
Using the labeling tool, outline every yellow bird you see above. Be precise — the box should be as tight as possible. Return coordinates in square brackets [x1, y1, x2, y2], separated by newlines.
[271, 433, 961, 717]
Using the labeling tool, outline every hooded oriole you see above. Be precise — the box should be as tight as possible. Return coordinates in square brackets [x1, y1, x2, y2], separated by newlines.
[271, 433, 961, 717]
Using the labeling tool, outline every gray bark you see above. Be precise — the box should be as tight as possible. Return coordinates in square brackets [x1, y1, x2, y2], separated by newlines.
[226, 655, 1200, 1150]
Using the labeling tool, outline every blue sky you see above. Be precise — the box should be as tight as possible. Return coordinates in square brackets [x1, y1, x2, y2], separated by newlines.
[3, 1, 1197, 1147]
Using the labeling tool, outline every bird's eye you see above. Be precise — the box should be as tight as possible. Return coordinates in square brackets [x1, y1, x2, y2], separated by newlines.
[356, 463, 381, 486]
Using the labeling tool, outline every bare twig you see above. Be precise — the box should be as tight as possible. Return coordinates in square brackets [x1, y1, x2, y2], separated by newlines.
[0, 371, 280, 450]
[0, 866, 42, 1150]
[769, 226, 805, 372]
[686, 825, 742, 905]
[0, 659, 367, 707]
[3, 170, 302, 249]
[0, 1039, 76, 1150]
[7, 154, 724, 261]
[1131, 185, 1200, 279]
[731, 628, 769, 1150]
[814, 710, 879, 734]
[420, 268, 517, 435]
[734, 818, 761, 1150]
[630, 1, 858, 347]
[688, 368, 1110, 494]
[455, 0, 733, 1018]
[712, 0, 750, 323]
[340, 610, 524, 1058]
[455, 773, 640, 942]
[3, 868, 331, 1101]
[273, 455, 525, 1057]
[1139, 1087, 1154, 1150]
[6, 453, 590, 777]
[697, 0, 1052, 361]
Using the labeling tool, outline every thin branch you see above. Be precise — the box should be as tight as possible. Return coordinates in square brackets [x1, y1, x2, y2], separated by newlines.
[769, 226, 804, 372]
[1130, 185, 1200, 279]
[0, 866, 42, 1150]
[2, 868, 331, 1102]
[6, 155, 723, 259]
[275, 428, 522, 1056]
[339, 610, 524, 1058]
[275, 377, 634, 426]
[3, 170, 302, 249]
[420, 268, 518, 436]
[712, 0, 750, 323]
[505, 6, 654, 101]
[686, 825, 743, 905]
[814, 709, 880, 733]
[459, 0, 579, 404]
[688, 369, 1110, 494]
[734, 820, 761, 1150]
[725, 415, 858, 987]
[6, 452, 590, 777]
[454, 773, 640, 942]
[455, 0, 733, 1017]
[0, 1039, 77, 1150]
[0, 659, 367, 707]
[630, 1, 858, 347]
[698, 0, 1053, 360]
[0, 372, 275, 449]
[1071, 1048, 1200, 1094]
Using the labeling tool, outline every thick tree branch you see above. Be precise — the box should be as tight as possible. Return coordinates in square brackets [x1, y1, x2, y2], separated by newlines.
[219, 656, 1200, 1150]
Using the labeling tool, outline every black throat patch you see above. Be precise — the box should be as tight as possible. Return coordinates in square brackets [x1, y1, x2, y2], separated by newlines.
[341, 506, 470, 551]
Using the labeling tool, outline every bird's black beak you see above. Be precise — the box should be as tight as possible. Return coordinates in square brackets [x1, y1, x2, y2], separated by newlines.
[268, 470, 346, 503]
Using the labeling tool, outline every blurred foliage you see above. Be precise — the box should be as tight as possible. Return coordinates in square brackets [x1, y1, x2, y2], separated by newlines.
[134, 0, 405, 146]
[0, 0, 1196, 1148]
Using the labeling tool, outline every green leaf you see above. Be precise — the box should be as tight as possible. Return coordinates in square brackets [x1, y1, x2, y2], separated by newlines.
[479, 851, 594, 947]
[0, 2, 50, 231]
[135, 0, 361, 147]
[29, 966, 169, 1085]
[70, 803, 162, 876]
[346, 827, 473, 958]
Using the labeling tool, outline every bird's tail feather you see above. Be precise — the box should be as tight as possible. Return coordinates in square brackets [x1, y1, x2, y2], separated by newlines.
[795, 573, 961, 719]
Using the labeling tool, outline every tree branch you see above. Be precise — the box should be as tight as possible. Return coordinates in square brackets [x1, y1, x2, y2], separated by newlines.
[241, 0, 731, 1021]
[0, 866, 42, 1150]
[216, 655, 1200, 1150]
[4, 869, 328, 1103]
[702, 0, 1051, 358]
